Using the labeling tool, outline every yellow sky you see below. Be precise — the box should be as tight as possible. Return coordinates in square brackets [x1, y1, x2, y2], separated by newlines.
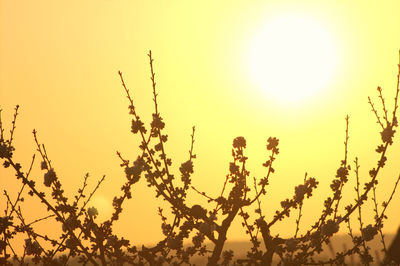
[1, 0, 400, 247]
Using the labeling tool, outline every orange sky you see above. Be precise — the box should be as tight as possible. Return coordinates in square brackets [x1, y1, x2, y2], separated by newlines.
[1, 0, 400, 248]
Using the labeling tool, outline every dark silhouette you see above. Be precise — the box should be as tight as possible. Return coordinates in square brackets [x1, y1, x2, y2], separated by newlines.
[0, 50, 400, 265]
[384, 226, 400, 265]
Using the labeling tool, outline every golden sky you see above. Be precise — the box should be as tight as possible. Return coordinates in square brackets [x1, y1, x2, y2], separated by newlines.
[1, 0, 400, 247]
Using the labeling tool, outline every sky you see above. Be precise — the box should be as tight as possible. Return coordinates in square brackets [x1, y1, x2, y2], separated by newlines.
[1, 0, 400, 249]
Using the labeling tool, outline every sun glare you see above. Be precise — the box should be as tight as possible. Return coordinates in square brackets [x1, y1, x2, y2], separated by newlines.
[247, 14, 338, 105]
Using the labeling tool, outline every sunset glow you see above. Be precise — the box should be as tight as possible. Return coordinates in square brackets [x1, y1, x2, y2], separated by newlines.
[1, 0, 400, 259]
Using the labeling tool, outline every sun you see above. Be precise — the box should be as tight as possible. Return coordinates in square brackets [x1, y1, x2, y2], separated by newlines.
[247, 13, 338, 105]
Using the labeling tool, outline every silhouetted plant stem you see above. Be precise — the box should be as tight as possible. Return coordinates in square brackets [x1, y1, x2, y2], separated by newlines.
[1, 50, 400, 265]
[5, 154, 34, 218]
[294, 173, 307, 238]
[208, 206, 240, 265]
[368, 96, 385, 129]
[148, 51, 175, 194]
[354, 157, 371, 266]
[371, 173, 387, 254]
[6, 157, 99, 266]
[333, 115, 350, 221]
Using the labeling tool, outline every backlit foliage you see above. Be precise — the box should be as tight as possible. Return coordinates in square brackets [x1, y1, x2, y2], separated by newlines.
[1, 51, 400, 265]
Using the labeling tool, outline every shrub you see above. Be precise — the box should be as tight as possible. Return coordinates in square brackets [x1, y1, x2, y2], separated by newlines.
[1, 50, 400, 265]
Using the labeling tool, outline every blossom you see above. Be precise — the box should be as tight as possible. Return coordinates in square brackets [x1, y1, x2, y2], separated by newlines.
[229, 163, 239, 174]
[322, 219, 339, 237]
[131, 118, 145, 134]
[44, 169, 57, 187]
[180, 160, 194, 175]
[336, 167, 348, 181]
[167, 237, 181, 250]
[0, 216, 13, 233]
[381, 125, 395, 144]
[40, 161, 48, 170]
[25, 239, 41, 255]
[0, 143, 13, 159]
[88, 207, 98, 218]
[233, 136, 246, 149]
[199, 222, 215, 235]
[294, 184, 307, 202]
[191, 205, 206, 219]
[267, 137, 279, 152]
[151, 113, 165, 129]
[362, 224, 377, 241]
